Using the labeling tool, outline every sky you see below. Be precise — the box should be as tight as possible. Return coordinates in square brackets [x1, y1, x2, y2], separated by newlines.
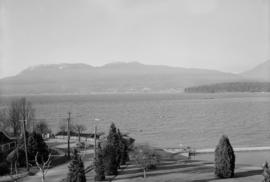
[0, 0, 269, 78]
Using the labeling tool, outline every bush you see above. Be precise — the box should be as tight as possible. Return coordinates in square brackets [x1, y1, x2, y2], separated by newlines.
[17, 149, 26, 167]
[215, 135, 235, 178]
[0, 162, 10, 176]
[0, 151, 5, 162]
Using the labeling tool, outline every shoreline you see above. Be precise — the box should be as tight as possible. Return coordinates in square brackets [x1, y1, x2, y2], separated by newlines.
[164, 146, 270, 154]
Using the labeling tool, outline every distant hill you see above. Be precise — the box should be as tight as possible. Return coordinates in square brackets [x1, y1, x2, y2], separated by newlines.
[241, 60, 270, 81]
[0, 62, 244, 95]
[184, 82, 270, 93]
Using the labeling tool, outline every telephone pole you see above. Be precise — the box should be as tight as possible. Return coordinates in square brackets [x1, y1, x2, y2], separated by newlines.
[67, 112, 71, 158]
[94, 125, 97, 160]
[20, 119, 29, 172]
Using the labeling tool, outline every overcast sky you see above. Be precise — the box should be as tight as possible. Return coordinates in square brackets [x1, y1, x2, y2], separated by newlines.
[0, 0, 269, 78]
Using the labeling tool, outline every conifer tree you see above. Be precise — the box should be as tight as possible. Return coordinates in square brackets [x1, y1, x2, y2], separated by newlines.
[117, 129, 127, 166]
[215, 135, 235, 178]
[103, 123, 119, 175]
[103, 142, 118, 175]
[67, 149, 86, 182]
[94, 143, 105, 181]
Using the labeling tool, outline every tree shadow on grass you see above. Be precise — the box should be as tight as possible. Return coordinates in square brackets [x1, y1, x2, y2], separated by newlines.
[118, 160, 210, 176]
[191, 169, 263, 182]
[116, 162, 214, 180]
[234, 169, 262, 178]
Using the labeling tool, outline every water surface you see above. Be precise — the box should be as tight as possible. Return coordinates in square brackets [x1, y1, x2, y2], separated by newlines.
[0, 93, 269, 149]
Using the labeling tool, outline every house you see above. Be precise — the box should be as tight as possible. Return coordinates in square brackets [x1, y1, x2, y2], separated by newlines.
[0, 131, 16, 153]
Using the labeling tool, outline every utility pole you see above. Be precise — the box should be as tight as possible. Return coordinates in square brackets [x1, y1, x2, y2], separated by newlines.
[94, 125, 97, 160]
[67, 112, 71, 158]
[93, 125, 97, 182]
[21, 119, 29, 172]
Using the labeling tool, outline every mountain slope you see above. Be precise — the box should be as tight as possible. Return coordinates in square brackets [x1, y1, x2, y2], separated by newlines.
[0, 62, 244, 95]
[241, 60, 270, 81]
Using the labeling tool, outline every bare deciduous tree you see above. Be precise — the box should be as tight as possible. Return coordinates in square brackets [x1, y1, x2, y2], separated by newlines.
[7, 148, 19, 182]
[74, 124, 87, 142]
[35, 152, 52, 182]
[131, 144, 160, 178]
[0, 108, 9, 131]
[7, 97, 35, 136]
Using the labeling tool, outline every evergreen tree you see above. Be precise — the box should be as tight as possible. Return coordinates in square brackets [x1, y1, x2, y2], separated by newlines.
[94, 143, 105, 181]
[215, 135, 235, 178]
[67, 149, 86, 182]
[107, 123, 119, 145]
[117, 129, 127, 166]
[27, 132, 49, 164]
[103, 123, 119, 175]
[103, 142, 118, 175]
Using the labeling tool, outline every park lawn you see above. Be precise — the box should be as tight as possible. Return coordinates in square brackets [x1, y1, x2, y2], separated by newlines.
[111, 150, 264, 182]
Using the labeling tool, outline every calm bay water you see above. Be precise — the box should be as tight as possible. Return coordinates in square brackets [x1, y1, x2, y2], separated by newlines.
[1, 93, 270, 149]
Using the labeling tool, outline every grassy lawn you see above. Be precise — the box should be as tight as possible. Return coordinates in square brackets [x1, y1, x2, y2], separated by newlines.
[109, 150, 264, 182]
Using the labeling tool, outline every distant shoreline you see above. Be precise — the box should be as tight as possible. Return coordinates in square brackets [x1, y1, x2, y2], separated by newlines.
[164, 146, 270, 154]
[1, 91, 270, 97]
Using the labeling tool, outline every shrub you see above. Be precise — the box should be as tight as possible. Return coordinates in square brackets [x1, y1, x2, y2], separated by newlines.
[17, 149, 26, 167]
[0, 162, 10, 176]
[94, 143, 105, 181]
[215, 135, 235, 178]
[67, 149, 86, 182]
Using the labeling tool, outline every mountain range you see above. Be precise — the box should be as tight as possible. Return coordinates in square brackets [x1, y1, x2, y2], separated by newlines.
[0, 60, 269, 95]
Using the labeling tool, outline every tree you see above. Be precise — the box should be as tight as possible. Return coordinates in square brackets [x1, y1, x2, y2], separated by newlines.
[6, 148, 19, 176]
[27, 132, 49, 164]
[0, 109, 8, 131]
[131, 144, 160, 178]
[58, 120, 67, 132]
[7, 98, 35, 137]
[262, 161, 270, 182]
[117, 129, 128, 166]
[103, 123, 119, 175]
[8, 100, 21, 137]
[67, 150, 86, 182]
[35, 152, 52, 182]
[34, 120, 51, 136]
[94, 143, 105, 181]
[103, 142, 118, 176]
[74, 124, 87, 142]
[19, 98, 35, 130]
[58, 119, 75, 133]
[215, 135, 235, 178]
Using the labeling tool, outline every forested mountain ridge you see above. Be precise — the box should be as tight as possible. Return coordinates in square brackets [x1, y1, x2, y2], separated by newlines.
[0, 62, 243, 95]
[1, 60, 270, 95]
[184, 82, 270, 93]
